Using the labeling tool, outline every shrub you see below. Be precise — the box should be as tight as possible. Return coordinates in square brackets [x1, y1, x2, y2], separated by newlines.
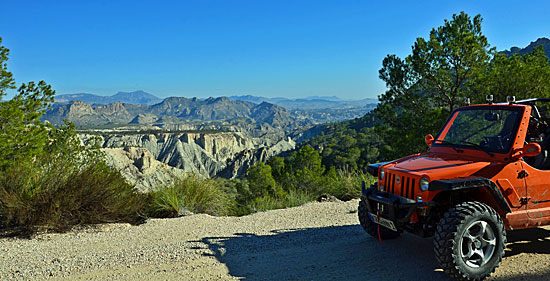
[0, 37, 145, 234]
[246, 161, 286, 198]
[323, 168, 375, 201]
[246, 188, 316, 213]
[0, 156, 145, 233]
[146, 174, 233, 217]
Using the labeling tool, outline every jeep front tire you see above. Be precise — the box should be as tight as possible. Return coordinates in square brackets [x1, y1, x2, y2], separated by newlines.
[433, 201, 506, 281]
[358, 196, 400, 240]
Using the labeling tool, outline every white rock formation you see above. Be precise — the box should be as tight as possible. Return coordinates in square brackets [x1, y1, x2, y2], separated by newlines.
[80, 132, 295, 191]
[102, 147, 186, 192]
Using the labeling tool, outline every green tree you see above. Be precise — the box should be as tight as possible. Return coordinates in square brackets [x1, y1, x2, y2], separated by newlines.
[0, 81, 55, 169]
[302, 112, 382, 171]
[472, 46, 550, 102]
[376, 12, 493, 159]
[246, 161, 284, 198]
[266, 156, 286, 182]
[293, 145, 324, 175]
[410, 12, 493, 112]
[0, 37, 143, 232]
[0, 37, 15, 97]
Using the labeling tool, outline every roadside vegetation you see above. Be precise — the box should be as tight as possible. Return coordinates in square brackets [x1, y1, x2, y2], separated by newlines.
[2, 11, 550, 235]
[146, 174, 234, 217]
[0, 38, 145, 235]
[143, 148, 373, 218]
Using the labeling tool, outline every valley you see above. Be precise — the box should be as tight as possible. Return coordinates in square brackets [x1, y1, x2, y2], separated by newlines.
[44, 92, 376, 188]
[80, 130, 295, 191]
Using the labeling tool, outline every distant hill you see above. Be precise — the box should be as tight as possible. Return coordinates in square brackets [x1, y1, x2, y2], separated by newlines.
[51, 92, 378, 128]
[149, 96, 256, 120]
[111, 91, 163, 105]
[502, 37, 550, 62]
[55, 90, 162, 105]
[42, 97, 305, 130]
[227, 95, 271, 104]
[228, 95, 378, 110]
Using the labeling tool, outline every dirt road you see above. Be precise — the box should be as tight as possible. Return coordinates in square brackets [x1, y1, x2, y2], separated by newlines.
[1, 199, 549, 280]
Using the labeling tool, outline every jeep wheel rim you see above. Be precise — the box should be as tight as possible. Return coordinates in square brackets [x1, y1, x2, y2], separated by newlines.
[460, 220, 496, 268]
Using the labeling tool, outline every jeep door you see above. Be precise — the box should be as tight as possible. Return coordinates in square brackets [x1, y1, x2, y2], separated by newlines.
[521, 161, 550, 221]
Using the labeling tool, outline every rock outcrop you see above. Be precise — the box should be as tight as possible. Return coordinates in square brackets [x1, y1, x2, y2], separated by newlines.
[129, 113, 159, 124]
[82, 131, 295, 190]
[218, 137, 295, 178]
[103, 147, 186, 192]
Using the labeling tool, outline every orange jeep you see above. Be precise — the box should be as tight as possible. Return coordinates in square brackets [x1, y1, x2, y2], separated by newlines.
[359, 96, 550, 281]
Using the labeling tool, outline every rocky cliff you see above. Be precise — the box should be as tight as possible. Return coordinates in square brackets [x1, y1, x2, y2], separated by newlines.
[102, 147, 187, 192]
[82, 131, 295, 191]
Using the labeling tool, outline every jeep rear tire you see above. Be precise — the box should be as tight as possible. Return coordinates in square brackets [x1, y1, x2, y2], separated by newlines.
[433, 201, 506, 281]
[358, 196, 400, 240]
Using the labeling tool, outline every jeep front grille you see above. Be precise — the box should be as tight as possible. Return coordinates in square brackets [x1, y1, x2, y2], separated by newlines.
[383, 172, 417, 199]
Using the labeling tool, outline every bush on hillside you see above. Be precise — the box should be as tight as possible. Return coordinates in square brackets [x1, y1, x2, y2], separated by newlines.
[146, 174, 234, 217]
[0, 37, 144, 234]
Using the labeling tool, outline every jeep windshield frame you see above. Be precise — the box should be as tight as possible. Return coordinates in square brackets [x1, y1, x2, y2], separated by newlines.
[432, 106, 524, 155]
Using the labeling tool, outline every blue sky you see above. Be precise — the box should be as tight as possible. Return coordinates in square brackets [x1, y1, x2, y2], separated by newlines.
[0, 0, 549, 100]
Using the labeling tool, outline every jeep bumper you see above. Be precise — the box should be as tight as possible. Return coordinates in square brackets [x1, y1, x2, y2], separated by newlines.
[362, 183, 436, 231]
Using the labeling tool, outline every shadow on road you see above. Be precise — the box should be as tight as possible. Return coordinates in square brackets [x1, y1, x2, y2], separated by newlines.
[196, 225, 550, 280]
[506, 227, 550, 257]
[197, 225, 448, 281]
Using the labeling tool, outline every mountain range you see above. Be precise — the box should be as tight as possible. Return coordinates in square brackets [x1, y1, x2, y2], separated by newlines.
[51, 91, 377, 128]
[42, 97, 309, 133]
[227, 95, 377, 109]
[55, 90, 163, 105]
[55, 91, 377, 109]
[502, 37, 550, 62]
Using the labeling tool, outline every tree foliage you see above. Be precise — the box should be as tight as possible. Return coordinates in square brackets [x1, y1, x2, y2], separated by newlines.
[410, 12, 493, 112]
[0, 81, 56, 169]
[472, 46, 550, 102]
[302, 12, 550, 165]
[0, 37, 143, 233]
[303, 113, 382, 171]
[0, 37, 15, 97]
[246, 161, 283, 198]
[376, 12, 494, 159]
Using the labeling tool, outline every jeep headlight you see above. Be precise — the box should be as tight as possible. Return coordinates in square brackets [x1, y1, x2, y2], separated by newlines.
[419, 177, 430, 191]
[380, 168, 384, 180]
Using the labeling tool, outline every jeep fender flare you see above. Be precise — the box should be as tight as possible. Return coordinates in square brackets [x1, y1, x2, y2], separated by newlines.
[428, 176, 512, 214]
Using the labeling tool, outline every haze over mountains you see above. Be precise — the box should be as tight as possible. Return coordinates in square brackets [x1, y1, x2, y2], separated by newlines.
[56, 90, 163, 105]
[49, 91, 377, 129]
[48, 38, 550, 135]
[55, 91, 377, 109]
[227, 95, 377, 109]
[44, 97, 304, 130]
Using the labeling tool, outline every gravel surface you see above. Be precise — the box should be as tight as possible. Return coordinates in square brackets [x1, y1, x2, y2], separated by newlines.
[1, 199, 550, 280]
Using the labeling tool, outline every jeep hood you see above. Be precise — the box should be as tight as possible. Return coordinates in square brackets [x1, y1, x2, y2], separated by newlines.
[388, 154, 491, 180]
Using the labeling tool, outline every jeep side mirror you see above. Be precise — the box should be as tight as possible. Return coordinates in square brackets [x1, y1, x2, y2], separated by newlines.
[425, 134, 434, 146]
[523, 143, 542, 157]
[513, 142, 541, 159]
